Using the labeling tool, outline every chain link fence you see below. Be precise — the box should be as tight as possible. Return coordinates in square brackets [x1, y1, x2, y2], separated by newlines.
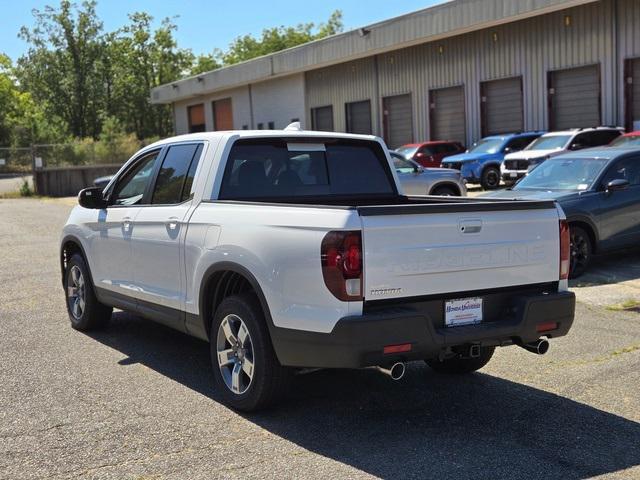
[0, 138, 153, 173]
[0, 147, 32, 174]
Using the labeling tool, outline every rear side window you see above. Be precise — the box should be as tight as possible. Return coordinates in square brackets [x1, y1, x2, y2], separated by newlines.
[219, 139, 395, 200]
[152, 143, 203, 204]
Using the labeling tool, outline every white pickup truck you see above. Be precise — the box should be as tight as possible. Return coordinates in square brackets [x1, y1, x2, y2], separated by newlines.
[61, 125, 575, 411]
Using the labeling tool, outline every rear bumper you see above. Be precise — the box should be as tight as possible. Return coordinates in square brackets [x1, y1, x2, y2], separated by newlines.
[271, 290, 575, 369]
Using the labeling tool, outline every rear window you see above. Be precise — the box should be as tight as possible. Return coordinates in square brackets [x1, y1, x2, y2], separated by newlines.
[219, 139, 396, 200]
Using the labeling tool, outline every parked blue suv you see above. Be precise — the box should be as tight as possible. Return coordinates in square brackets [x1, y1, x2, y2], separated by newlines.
[441, 131, 545, 189]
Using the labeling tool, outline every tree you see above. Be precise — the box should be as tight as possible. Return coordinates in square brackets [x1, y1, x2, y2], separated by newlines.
[17, 1, 105, 138]
[221, 10, 343, 65]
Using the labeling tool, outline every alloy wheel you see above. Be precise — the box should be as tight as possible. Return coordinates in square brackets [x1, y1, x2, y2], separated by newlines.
[570, 231, 590, 276]
[216, 314, 255, 395]
[67, 265, 86, 320]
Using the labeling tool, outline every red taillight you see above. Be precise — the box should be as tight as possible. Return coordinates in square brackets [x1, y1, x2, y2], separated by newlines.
[383, 343, 412, 355]
[321, 231, 363, 301]
[537, 322, 558, 333]
[559, 220, 570, 280]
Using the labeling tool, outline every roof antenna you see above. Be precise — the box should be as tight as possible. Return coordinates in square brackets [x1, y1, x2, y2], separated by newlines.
[284, 121, 302, 131]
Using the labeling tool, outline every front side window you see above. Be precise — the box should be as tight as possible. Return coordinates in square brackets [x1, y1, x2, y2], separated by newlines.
[507, 136, 538, 152]
[111, 151, 160, 206]
[601, 157, 640, 187]
[152, 143, 203, 204]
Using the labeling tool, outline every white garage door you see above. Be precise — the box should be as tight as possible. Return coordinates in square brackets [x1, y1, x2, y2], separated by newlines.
[383, 94, 413, 149]
[549, 65, 600, 130]
[429, 86, 466, 145]
[481, 77, 523, 136]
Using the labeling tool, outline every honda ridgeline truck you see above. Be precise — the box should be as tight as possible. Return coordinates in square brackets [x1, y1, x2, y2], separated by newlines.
[60, 124, 576, 411]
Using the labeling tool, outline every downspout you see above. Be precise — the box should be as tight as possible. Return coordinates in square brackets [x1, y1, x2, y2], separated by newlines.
[248, 84, 255, 129]
[373, 55, 382, 136]
[612, 0, 620, 126]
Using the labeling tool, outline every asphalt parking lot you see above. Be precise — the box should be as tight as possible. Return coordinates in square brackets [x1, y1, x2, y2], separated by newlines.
[1, 197, 639, 480]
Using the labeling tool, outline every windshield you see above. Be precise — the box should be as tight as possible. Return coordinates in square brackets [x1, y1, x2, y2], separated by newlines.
[525, 135, 571, 151]
[396, 146, 418, 157]
[468, 138, 504, 154]
[515, 157, 608, 191]
[609, 135, 640, 148]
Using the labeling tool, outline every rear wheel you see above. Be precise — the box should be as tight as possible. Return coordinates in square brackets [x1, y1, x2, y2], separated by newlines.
[481, 166, 501, 190]
[65, 254, 112, 330]
[426, 346, 495, 374]
[431, 185, 459, 196]
[569, 225, 592, 279]
[210, 293, 290, 411]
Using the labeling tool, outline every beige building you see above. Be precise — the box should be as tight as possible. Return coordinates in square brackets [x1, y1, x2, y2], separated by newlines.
[152, 0, 640, 148]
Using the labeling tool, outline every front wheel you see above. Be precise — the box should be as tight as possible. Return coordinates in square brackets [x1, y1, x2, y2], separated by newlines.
[481, 166, 501, 190]
[569, 225, 592, 279]
[210, 293, 290, 411]
[426, 346, 495, 374]
[65, 254, 112, 331]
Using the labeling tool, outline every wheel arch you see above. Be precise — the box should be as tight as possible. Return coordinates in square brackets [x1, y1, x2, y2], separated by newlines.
[429, 181, 462, 196]
[567, 217, 599, 253]
[199, 262, 276, 342]
[60, 235, 92, 286]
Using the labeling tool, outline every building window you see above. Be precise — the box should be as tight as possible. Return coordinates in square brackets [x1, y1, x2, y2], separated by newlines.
[188, 104, 205, 133]
[257, 123, 264, 130]
[268, 121, 275, 130]
[311, 105, 334, 131]
[242, 125, 248, 130]
[212, 98, 233, 131]
[345, 100, 372, 134]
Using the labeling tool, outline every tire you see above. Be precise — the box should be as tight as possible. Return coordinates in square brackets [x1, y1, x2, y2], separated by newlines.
[64, 253, 112, 331]
[480, 166, 501, 190]
[210, 293, 291, 411]
[569, 225, 592, 279]
[431, 185, 459, 196]
[426, 346, 495, 374]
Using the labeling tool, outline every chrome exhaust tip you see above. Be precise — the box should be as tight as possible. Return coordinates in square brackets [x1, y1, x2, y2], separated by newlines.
[376, 362, 406, 381]
[519, 338, 550, 355]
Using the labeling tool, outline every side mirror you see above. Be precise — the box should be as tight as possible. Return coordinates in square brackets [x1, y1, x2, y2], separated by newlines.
[503, 147, 513, 154]
[78, 187, 107, 209]
[570, 142, 585, 151]
[415, 152, 426, 159]
[413, 164, 423, 174]
[605, 178, 629, 193]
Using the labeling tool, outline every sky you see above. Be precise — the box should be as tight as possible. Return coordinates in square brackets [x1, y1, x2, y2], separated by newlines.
[2, 0, 442, 62]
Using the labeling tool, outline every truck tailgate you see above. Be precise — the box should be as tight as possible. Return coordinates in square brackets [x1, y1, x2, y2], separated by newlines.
[359, 201, 560, 301]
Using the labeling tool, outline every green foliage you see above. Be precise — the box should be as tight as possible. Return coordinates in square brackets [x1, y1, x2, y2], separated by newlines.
[3, 3, 343, 151]
[19, 179, 34, 197]
[221, 10, 343, 65]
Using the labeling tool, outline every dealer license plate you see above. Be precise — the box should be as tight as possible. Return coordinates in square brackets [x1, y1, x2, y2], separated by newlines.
[445, 297, 483, 327]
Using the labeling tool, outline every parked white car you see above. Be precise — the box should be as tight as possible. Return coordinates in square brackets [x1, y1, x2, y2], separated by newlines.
[390, 151, 467, 196]
[501, 127, 623, 182]
[60, 125, 575, 411]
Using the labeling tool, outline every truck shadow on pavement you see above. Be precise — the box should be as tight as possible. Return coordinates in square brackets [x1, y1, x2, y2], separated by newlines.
[90, 311, 640, 480]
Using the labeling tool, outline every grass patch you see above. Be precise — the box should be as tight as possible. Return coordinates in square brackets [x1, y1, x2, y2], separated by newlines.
[606, 299, 640, 312]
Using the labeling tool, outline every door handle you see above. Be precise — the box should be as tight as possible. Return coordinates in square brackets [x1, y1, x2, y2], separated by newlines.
[166, 217, 180, 231]
[122, 217, 132, 233]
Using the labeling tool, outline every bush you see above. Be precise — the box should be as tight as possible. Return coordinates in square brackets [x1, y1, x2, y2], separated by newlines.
[19, 179, 33, 197]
